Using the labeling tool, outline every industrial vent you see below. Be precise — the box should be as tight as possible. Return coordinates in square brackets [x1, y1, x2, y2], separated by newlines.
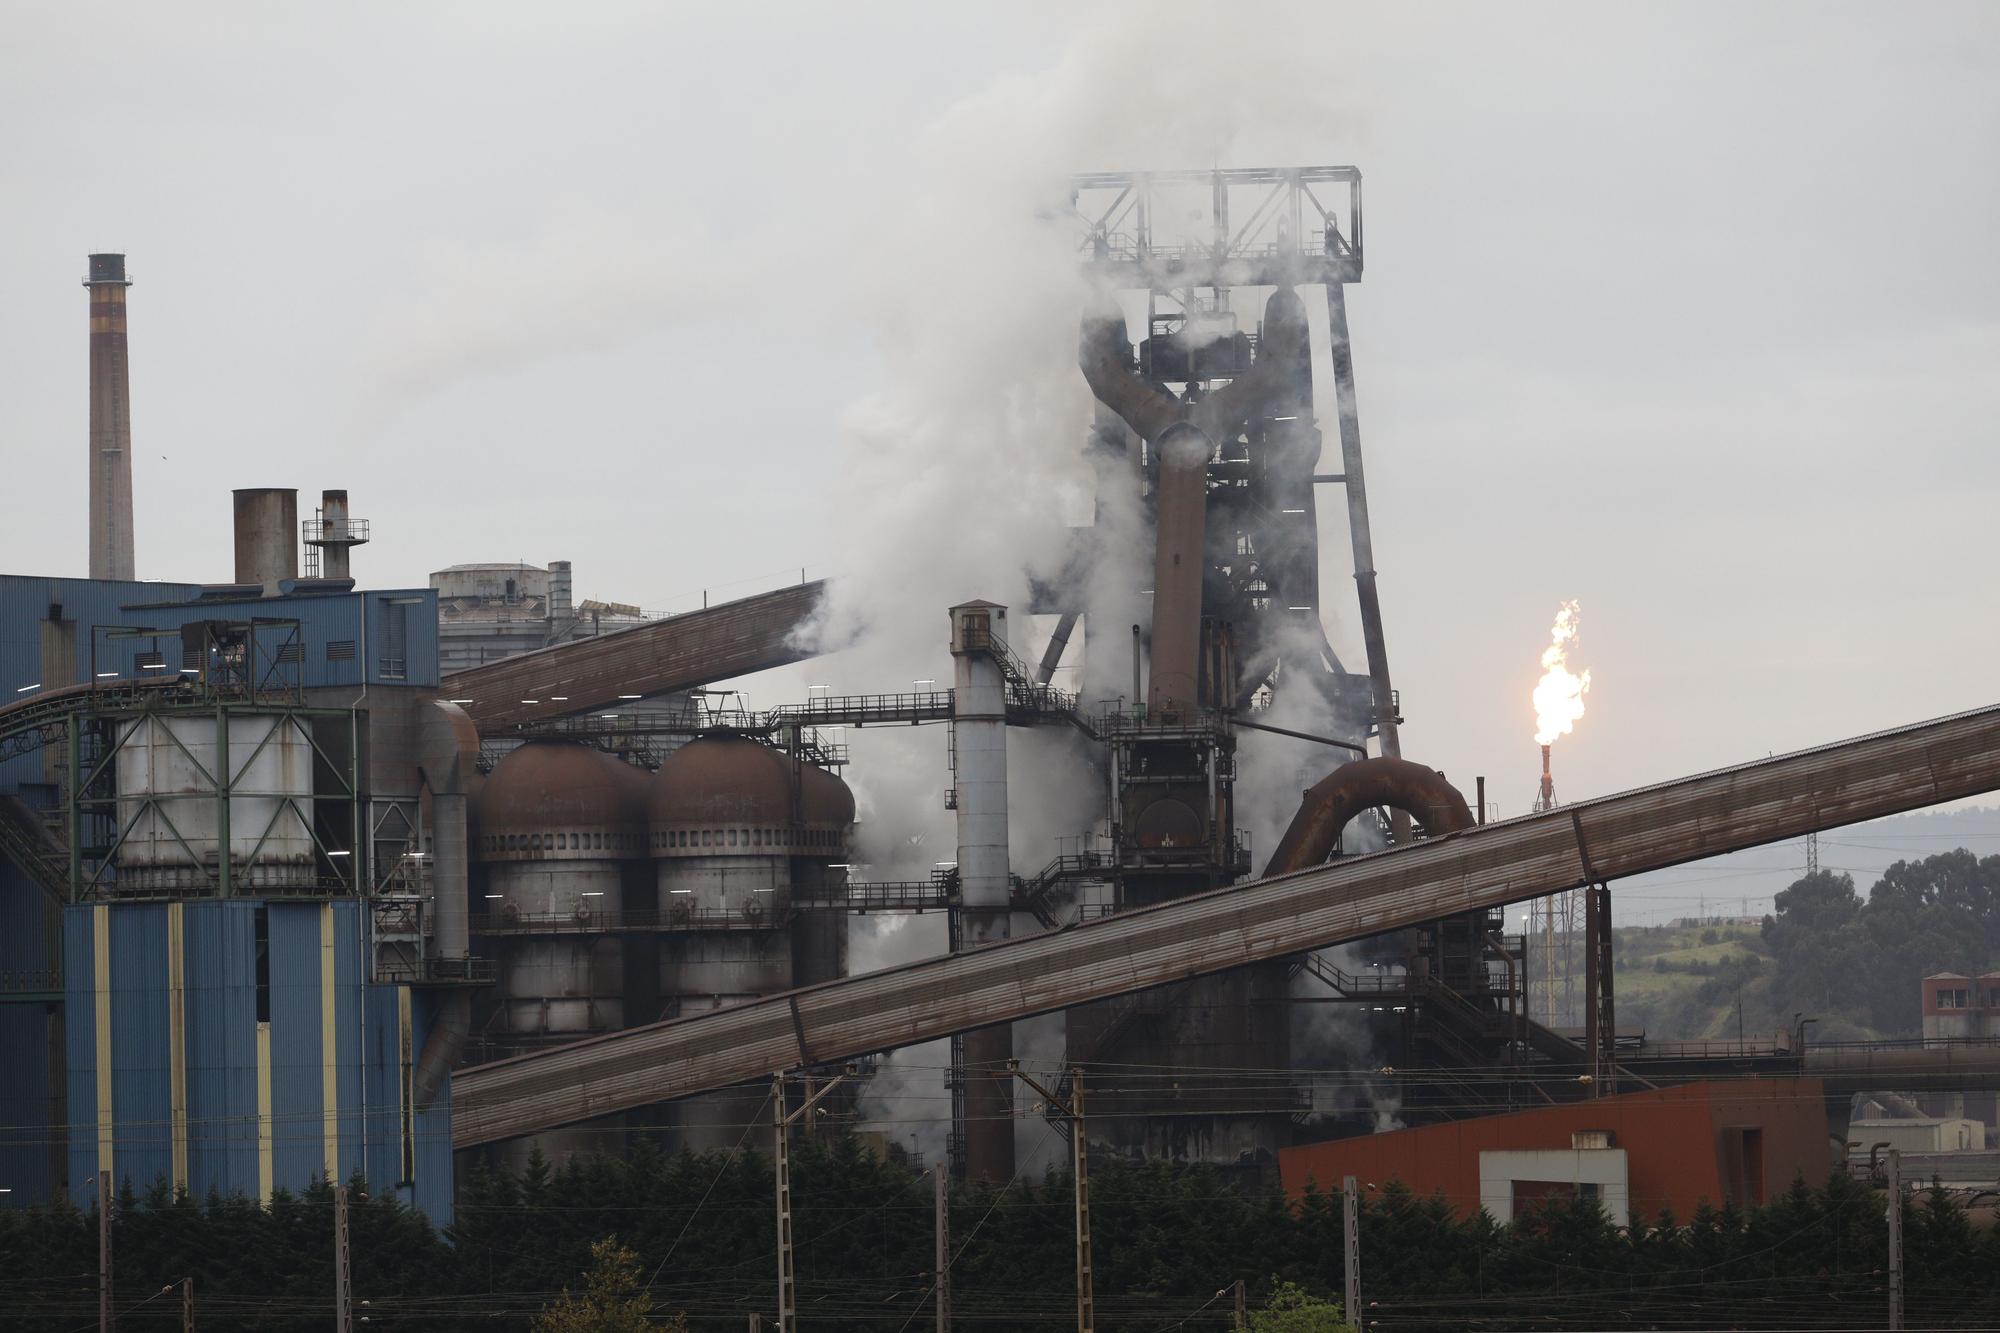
[277, 642, 303, 664]
[326, 640, 357, 661]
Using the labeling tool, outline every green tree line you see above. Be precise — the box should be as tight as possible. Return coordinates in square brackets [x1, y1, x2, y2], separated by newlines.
[1763, 850, 2000, 1036]
[3, 1139, 1997, 1330]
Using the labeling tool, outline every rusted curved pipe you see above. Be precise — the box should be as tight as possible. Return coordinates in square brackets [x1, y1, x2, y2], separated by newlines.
[1264, 756, 1474, 876]
[1077, 287, 1313, 718]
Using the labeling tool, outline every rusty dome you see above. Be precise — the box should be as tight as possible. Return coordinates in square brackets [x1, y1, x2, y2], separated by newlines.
[648, 735, 852, 855]
[798, 760, 856, 828]
[476, 740, 648, 861]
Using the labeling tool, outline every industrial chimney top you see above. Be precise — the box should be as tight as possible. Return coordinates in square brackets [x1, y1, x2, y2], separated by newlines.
[85, 254, 131, 286]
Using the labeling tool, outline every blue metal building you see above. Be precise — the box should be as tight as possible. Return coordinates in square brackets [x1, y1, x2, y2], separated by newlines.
[62, 899, 453, 1218]
[0, 574, 460, 1222]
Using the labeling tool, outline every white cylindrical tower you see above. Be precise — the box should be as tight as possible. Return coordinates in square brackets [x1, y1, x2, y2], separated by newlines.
[948, 600, 1014, 1181]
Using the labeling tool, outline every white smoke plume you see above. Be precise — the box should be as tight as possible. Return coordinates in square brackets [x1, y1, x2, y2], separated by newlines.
[804, 1, 1358, 1163]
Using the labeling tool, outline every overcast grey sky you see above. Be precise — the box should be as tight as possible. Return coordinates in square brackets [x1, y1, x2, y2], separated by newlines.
[5, 2, 1998, 869]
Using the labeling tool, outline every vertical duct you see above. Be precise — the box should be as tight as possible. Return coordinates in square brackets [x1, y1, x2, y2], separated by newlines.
[320, 490, 353, 580]
[232, 488, 298, 594]
[948, 601, 1014, 1180]
[85, 254, 136, 581]
[411, 700, 480, 1107]
[548, 560, 573, 616]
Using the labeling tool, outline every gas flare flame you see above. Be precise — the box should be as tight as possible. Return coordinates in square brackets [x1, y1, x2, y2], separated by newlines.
[1532, 600, 1592, 747]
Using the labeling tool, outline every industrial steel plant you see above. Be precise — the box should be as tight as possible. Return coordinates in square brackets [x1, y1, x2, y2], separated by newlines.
[7, 176, 2000, 1252]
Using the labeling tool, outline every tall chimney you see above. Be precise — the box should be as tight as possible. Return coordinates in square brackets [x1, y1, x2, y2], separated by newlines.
[85, 254, 136, 580]
[232, 488, 298, 594]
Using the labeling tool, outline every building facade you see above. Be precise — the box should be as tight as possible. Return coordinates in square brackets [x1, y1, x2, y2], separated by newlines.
[1279, 1080, 1832, 1223]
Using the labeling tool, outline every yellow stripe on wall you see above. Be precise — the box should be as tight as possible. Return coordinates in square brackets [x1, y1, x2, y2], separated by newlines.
[320, 903, 338, 1184]
[93, 905, 112, 1181]
[256, 1021, 273, 1203]
[167, 902, 187, 1192]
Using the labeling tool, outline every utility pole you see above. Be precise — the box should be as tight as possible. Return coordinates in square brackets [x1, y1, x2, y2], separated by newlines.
[1886, 1148, 1903, 1332]
[98, 1170, 113, 1333]
[1342, 1176, 1361, 1327]
[1010, 1063, 1093, 1333]
[935, 1168, 952, 1333]
[334, 1184, 353, 1333]
[773, 1068, 852, 1333]
[1232, 1279, 1246, 1332]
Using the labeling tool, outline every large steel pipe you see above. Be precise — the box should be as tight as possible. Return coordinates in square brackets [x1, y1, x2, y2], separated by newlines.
[1264, 757, 1475, 876]
[1077, 288, 1311, 716]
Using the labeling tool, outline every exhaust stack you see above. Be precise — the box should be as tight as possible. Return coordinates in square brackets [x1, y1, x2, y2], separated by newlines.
[85, 253, 136, 580]
[232, 488, 299, 594]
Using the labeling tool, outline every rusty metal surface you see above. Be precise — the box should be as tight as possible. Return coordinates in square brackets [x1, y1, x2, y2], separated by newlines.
[1078, 289, 1311, 716]
[441, 581, 826, 731]
[1264, 756, 1474, 875]
[449, 702, 2000, 1147]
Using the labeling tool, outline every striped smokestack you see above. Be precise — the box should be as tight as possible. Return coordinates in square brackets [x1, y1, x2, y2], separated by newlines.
[85, 253, 136, 580]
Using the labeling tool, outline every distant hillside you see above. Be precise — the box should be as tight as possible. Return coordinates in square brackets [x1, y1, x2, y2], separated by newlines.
[1609, 921, 1786, 1041]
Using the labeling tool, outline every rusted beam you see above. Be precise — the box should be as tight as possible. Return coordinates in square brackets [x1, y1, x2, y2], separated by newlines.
[441, 581, 826, 731]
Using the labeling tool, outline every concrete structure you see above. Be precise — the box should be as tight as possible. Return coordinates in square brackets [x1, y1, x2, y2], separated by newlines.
[85, 254, 135, 582]
[948, 602, 1014, 1180]
[1279, 1080, 1830, 1222]
[431, 560, 646, 676]
[1922, 971, 2000, 1039]
[1479, 1144, 1632, 1228]
[232, 489, 299, 594]
[1851, 1116, 1986, 1154]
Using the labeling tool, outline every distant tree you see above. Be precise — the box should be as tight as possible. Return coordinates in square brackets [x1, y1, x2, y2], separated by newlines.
[1248, 1279, 1355, 1333]
[533, 1236, 679, 1333]
[1763, 871, 1868, 1018]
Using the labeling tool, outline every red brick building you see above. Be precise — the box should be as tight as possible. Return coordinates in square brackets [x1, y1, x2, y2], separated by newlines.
[1279, 1079, 1830, 1226]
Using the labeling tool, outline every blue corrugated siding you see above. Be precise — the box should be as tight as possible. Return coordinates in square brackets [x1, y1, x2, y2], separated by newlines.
[267, 904, 326, 1194]
[52, 895, 453, 1223]
[61, 907, 95, 1198]
[408, 988, 454, 1222]
[183, 901, 258, 1201]
[333, 899, 362, 1183]
[109, 904, 171, 1190]
[0, 1004, 58, 1207]
[0, 577, 203, 795]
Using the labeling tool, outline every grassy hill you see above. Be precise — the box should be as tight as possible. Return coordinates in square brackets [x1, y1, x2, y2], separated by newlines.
[1534, 920, 1858, 1042]
[1610, 921, 1786, 1041]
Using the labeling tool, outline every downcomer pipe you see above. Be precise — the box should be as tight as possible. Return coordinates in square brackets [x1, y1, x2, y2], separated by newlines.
[1264, 756, 1474, 876]
[1078, 288, 1311, 716]
[411, 699, 481, 1106]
